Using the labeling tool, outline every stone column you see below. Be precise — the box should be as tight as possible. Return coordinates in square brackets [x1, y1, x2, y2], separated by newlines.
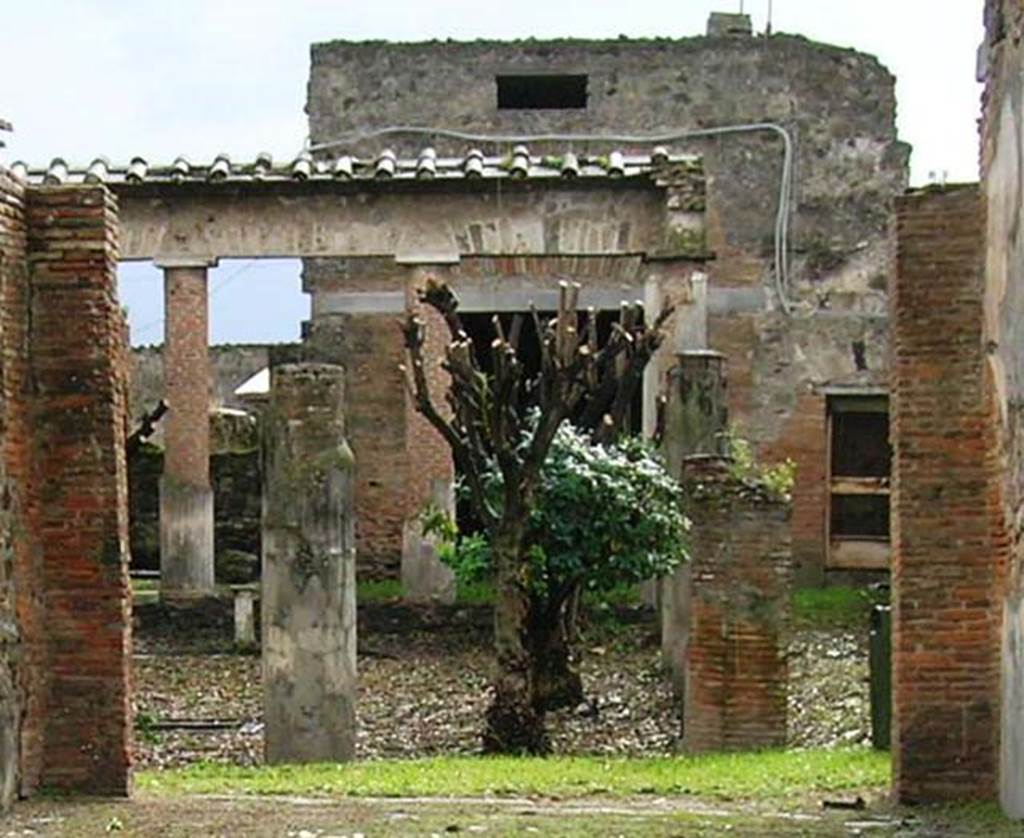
[401, 265, 456, 604]
[262, 362, 356, 764]
[660, 351, 727, 696]
[660, 350, 727, 476]
[158, 258, 216, 598]
[681, 456, 793, 753]
[640, 271, 708, 609]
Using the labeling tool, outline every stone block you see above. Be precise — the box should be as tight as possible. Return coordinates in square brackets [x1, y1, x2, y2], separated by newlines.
[402, 478, 456, 605]
[262, 362, 357, 764]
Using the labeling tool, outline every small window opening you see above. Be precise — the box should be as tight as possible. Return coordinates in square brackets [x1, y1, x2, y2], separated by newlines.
[826, 394, 892, 569]
[830, 494, 890, 539]
[496, 75, 588, 110]
[831, 412, 890, 478]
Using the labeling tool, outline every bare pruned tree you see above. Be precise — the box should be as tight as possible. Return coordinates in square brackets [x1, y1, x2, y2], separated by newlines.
[402, 276, 672, 753]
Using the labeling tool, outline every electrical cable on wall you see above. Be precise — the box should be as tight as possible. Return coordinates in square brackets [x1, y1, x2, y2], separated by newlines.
[307, 123, 795, 316]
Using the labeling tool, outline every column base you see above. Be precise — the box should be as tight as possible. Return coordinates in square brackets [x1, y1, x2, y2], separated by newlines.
[401, 478, 456, 605]
[401, 518, 456, 605]
[159, 476, 215, 598]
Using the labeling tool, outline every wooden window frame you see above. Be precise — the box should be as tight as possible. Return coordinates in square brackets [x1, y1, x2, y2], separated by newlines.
[826, 394, 891, 571]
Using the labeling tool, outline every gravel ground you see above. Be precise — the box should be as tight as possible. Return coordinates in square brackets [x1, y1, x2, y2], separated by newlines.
[132, 601, 871, 770]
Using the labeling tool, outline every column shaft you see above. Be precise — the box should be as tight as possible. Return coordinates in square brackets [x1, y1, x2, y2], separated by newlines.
[262, 362, 357, 764]
[159, 262, 214, 597]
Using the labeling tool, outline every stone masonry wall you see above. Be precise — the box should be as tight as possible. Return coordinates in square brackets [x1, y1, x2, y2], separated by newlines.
[25, 186, 132, 795]
[681, 457, 793, 753]
[891, 185, 1007, 803]
[307, 30, 907, 581]
[981, 0, 1024, 816]
[308, 33, 906, 299]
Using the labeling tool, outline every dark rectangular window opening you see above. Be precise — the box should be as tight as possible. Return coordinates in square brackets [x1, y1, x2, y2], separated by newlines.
[496, 74, 588, 110]
[827, 394, 891, 568]
[830, 494, 890, 539]
[831, 411, 891, 478]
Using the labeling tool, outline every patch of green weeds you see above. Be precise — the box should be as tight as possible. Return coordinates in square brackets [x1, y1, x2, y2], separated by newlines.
[135, 711, 162, 745]
[138, 748, 890, 801]
[791, 586, 888, 631]
[356, 578, 403, 603]
[455, 579, 494, 605]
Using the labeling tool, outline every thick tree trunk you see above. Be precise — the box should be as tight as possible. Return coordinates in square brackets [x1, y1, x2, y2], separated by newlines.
[482, 525, 550, 754]
[528, 589, 584, 712]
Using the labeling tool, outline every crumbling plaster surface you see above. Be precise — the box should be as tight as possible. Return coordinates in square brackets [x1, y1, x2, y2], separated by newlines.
[1004, 595, 1024, 817]
[983, 0, 1024, 817]
[116, 182, 670, 262]
[711, 311, 888, 448]
[308, 34, 909, 309]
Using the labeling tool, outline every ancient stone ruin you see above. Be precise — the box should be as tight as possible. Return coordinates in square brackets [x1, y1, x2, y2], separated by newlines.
[0, 3, 1018, 821]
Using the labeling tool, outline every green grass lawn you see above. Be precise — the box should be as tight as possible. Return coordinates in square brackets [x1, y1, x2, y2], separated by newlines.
[138, 748, 889, 800]
[356, 577, 496, 605]
[791, 585, 888, 631]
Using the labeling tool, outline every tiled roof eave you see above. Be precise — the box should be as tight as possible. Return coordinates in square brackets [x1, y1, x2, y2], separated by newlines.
[9, 146, 702, 188]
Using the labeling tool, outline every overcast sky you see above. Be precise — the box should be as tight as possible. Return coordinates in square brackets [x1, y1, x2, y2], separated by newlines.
[0, 1, 984, 346]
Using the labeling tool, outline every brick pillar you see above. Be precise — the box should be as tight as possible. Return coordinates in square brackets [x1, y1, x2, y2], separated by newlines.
[891, 186, 1007, 802]
[25, 185, 132, 794]
[158, 259, 215, 598]
[262, 363, 357, 763]
[681, 456, 792, 753]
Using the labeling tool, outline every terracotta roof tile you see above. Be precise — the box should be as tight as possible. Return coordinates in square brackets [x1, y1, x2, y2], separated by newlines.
[10, 146, 699, 186]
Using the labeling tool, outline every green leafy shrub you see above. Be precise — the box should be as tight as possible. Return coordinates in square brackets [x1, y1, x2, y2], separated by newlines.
[425, 421, 689, 596]
[721, 429, 796, 500]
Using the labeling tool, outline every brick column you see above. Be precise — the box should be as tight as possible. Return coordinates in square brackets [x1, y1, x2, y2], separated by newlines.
[891, 186, 1007, 802]
[262, 363, 356, 763]
[158, 259, 215, 598]
[25, 185, 132, 794]
[681, 456, 792, 753]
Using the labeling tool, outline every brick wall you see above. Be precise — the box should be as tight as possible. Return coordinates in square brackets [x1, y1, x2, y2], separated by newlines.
[890, 185, 1006, 802]
[682, 457, 793, 752]
[765, 393, 828, 586]
[25, 186, 132, 795]
[305, 313, 408, 577]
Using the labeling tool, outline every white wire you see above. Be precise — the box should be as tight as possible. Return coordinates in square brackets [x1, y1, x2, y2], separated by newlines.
[307, 123, 795, 315]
